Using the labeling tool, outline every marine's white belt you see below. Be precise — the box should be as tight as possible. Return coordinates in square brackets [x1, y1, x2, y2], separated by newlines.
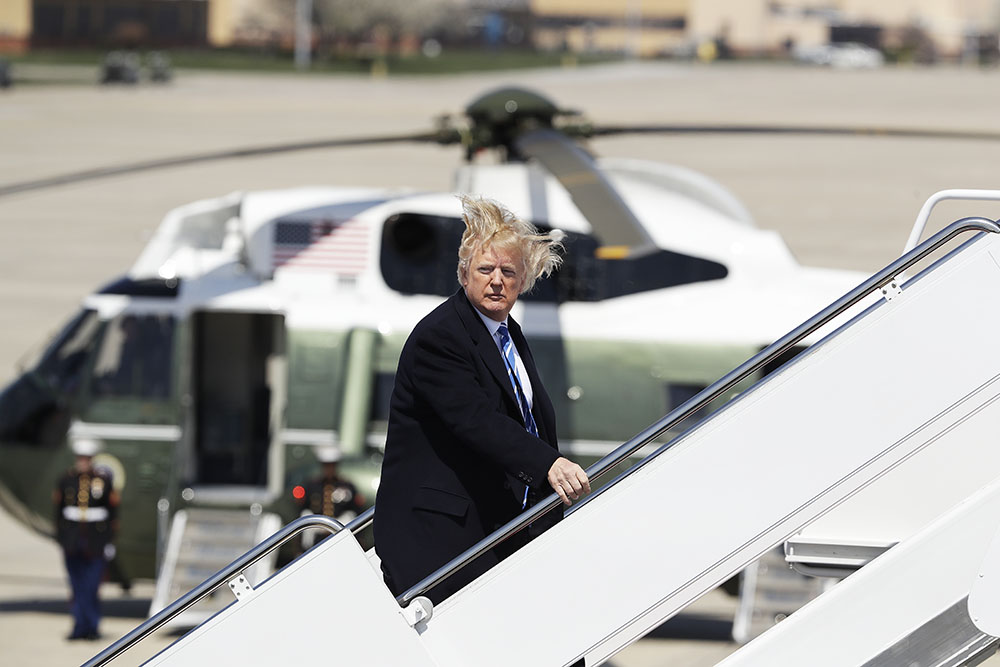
[62, 506, 109, 522]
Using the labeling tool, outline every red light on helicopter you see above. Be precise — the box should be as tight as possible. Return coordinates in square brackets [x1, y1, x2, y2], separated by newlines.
[292, 485, 305, 500]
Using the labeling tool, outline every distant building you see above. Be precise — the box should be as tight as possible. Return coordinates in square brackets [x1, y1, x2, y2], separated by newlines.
[689, 0, 1000, 61]
[9, 0, 211, 49]
[3, 0, 998, 62]
[0, 0, 281, 52]
[208, 0, 293, 49]
[531, 0, 1000, 60]
[1, 1, 510, 53]
[530, 0, 688, 57]
[0, 0, 30, 53]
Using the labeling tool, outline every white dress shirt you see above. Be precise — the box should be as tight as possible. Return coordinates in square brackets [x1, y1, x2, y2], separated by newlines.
[473, 308, 534, 410]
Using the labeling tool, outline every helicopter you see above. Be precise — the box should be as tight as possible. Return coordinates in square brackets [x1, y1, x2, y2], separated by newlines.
[2, 83, 990, 617]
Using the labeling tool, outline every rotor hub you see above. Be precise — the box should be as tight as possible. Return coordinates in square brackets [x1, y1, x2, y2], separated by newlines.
[462, 87, 581, 160]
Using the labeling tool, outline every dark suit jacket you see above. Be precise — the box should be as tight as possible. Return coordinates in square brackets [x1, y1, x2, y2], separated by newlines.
[374, 289, 561, 603]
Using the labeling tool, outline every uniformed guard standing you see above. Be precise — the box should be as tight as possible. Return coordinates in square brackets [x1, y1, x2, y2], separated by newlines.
[294, 446, 364, 548]
[53, 437, 119, 640]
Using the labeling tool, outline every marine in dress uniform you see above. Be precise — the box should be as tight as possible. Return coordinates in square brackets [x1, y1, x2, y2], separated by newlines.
[53, 437, 118, 640]
[294, 446, 365, 548]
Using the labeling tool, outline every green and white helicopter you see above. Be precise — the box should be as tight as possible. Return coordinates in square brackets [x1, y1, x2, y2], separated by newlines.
[1, 87, 946, 606]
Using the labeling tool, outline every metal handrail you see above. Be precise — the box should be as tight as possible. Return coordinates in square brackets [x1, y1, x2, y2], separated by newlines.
[83, 514, 345, 667]
[345, 505, 375, 534]
[397, 216, 1000, 606]
[904, 190, 1000, 255]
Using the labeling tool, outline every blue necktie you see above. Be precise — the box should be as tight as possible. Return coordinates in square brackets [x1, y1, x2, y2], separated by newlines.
[498, 323, 537, 509]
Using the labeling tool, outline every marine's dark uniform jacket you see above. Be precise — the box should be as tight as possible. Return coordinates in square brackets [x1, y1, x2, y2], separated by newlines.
[298, 476, 364, 520]
[54, 466, 118, 558]
[374, 289, 561, 603]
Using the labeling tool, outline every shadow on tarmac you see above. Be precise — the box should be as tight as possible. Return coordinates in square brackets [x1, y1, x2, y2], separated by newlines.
[0, 596, 151, 618]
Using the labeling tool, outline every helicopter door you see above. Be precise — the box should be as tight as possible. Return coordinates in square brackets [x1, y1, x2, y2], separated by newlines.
[190, 312, 285, 488]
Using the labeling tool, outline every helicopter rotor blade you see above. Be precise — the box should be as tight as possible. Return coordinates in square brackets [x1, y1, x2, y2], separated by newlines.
[513, 128, 656, 257]
[590, 124, 1000, 142]
[0, 130, 452, 198]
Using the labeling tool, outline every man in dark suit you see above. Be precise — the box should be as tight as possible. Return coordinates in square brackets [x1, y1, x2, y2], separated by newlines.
[374, 197, 591, 604]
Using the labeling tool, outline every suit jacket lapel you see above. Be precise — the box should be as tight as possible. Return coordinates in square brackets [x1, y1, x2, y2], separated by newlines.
[451, 290, 521, 415]
[507, 317, 539, 392]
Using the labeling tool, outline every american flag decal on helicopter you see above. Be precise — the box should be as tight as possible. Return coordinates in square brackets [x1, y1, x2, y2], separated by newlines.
[272, 218, 369, 274]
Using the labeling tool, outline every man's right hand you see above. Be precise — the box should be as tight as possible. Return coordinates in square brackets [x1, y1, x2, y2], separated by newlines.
[547, 457, 591, 505]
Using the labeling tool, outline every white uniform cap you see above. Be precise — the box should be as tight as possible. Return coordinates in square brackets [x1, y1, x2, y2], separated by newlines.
[71, 438, 102, 457]
[316, 446, 342, 463]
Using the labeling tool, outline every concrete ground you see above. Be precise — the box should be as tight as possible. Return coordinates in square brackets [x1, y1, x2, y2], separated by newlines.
[3, 59, 1000, 665]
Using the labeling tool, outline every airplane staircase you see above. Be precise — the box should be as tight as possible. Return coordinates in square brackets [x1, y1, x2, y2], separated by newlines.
[85, 217, 1000, 667]
[786, 190, 1000, 584]
[731, 546, 827, 644]
[148, 507, 281, 628]
[717, 475, 1000, 667]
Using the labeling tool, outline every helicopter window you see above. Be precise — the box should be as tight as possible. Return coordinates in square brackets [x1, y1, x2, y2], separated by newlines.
[98, 275, 181, 298]
[380, 213, 466, 297]
[91, 314, 175, 399]
[379, 213, 727, 302]
[177, 208, 229, 249]
[0, 309, 101, 447]
[34, 308, 102, 395]
[598, 250, 728, 300]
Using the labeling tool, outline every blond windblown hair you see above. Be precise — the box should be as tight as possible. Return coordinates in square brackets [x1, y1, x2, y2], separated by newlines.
[456, 196, 564, 294]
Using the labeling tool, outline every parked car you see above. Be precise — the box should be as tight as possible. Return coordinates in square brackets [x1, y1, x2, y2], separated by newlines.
[793, 42, 884, 69]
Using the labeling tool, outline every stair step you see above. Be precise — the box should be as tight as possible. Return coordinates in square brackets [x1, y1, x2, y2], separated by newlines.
[149, 509, 281, 627]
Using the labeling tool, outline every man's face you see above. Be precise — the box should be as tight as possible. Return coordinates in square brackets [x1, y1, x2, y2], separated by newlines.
[462, 244, 525, 322]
